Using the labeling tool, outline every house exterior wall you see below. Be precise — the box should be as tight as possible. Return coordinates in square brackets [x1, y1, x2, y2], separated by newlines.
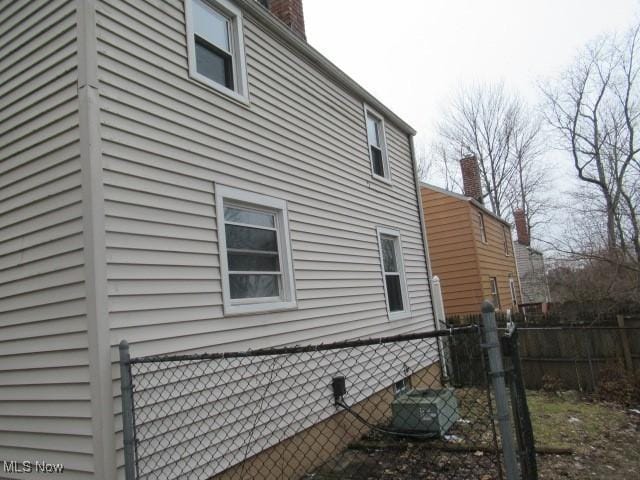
[0, 1, 96, 477]
[514, 242, 548, 305]
[92, 0, 434, 477]
[421, 186, 521, 316]
[473, 205, 521, 313]
[1, 0, 434, 477]
[420, 187, 483, 316]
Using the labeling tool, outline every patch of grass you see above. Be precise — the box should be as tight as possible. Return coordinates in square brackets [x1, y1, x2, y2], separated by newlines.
[526, 391, 628, 453]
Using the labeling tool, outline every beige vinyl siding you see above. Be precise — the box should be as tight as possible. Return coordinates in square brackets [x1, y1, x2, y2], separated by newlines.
[94, 1, 432, 477]
[0, 0, 93, 478]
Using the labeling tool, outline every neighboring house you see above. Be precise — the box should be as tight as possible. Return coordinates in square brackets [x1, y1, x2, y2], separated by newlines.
[513, 209, 551, 314]
[420, 156, 522, 317]
[0, 0, 435, 478]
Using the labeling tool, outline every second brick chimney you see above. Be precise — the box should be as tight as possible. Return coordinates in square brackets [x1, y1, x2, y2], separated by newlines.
[459, 155, 483, 204]
[514, 209, 530, 246]
[268, 0, 306, 40]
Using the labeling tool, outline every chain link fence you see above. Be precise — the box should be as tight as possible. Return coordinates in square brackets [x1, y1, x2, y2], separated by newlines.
[119, 323, 530, 480]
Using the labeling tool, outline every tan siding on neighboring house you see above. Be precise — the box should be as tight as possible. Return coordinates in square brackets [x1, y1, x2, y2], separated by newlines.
[0, 1, 93, 477]
[421, 187, 482, 316]
[474, 207, 521, 312]
[94, 1, 433, 477]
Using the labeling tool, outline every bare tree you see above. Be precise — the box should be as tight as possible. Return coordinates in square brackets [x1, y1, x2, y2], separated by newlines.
[431, 82, 550, 233]
[542, 25, 640, 263]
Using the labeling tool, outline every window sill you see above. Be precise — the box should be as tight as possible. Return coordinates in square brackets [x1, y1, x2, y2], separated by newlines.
[388, 310, 411, 321]
[370, 173, 393, 187]
[189, 69, 251, 107]
[223, 300, 297, 317]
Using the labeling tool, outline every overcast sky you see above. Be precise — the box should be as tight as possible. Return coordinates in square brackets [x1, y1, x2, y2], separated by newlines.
[304, 0, 639, 151]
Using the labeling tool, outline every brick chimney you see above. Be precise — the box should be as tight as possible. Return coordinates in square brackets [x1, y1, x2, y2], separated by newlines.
[459, 155, 483, 204]
[268, 0, 306, 40]
[514, 208, 530, 246]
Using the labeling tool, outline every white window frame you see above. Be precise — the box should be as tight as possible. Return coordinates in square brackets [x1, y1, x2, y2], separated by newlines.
[185, 0, 250, 104]
[509, 276, 518, 306]
[503, 225, 511, 256]
[478, 212, 487, 243]
[489, 276, 501, 310]
[364, 105, 392, 184]
[215, 185, 297, 315]
[376, 227, 410, 320]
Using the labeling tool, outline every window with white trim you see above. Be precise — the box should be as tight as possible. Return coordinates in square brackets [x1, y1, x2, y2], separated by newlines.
[503, 226, 511, 255]
[478, 212, 487, 243]
[377, 227, 410, 319]
[365, 106, 390, 181]
[186, 0, 249, 101]
[509, 276, 518, 306]
[215, 185, 296, 315]
[489, 277, 501, 310]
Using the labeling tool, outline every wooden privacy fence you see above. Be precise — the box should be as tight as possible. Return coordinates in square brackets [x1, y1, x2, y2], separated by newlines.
[516, 322, 639, 392]
[447, 314, 640, 393]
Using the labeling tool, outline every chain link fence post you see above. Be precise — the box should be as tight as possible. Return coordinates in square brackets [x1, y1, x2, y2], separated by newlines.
[119, 340, 136, 480]
[505, 325, 538, 480]
[481, 301, 519, 480]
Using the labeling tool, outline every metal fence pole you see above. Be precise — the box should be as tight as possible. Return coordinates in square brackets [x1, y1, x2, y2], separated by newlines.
[481, 301, 519, 480]
[119, 340, 136, 480]
[507, 325, 538, 480]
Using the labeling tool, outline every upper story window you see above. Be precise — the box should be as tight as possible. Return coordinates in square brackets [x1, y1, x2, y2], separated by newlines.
[364, 106, 391, 182]
[503, 225, 511, 255]
[509, 275, 518, 306]
[215, 185, 297, 315]
[489, 277, 501, 310]
[186, 0, 249, 102]
[377, 227, 410, 320]
[478, 212, 487, 243]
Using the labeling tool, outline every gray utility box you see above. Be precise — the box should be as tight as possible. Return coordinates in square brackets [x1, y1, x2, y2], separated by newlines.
[391, 388, 459, 436]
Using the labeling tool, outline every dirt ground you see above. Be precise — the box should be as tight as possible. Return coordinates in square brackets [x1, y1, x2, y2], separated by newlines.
[306, 391, 640, 480]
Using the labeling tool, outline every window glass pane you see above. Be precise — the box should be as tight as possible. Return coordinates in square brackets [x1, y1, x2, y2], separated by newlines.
[224, 207, 275, 228]
[371, 146, 384, 177]
[228, 252, 279, 272]
[385, 275, 403, 311]
[381, 237, 398, 272]
[193, 0, 230, 51]
[195, 40, 233, 88]
[230, 274, 279, 299]
[226, 225, 278, 251]
[367, 115, 380, 146]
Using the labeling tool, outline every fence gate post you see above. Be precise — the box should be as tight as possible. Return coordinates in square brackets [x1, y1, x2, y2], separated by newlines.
[481, 301, 519, 480]
[505, 325, 538, 480]
[119, 340, 136, 480]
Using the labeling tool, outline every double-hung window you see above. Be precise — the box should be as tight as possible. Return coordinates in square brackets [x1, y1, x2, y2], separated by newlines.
[377, 227, 410, 319]
[489, 277, 501, 310]
[509, 276, 518, 306]
[503, 226, 511, 255]
[186, 0, 249, 101]
[478, 212, 487, 243]
[216, 185, 296, 315]
[365, 106, 390, 182]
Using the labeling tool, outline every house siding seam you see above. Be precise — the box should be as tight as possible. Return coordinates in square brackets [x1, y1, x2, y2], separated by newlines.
[0, 0, 95, 478]
[93, 1, 433, 478]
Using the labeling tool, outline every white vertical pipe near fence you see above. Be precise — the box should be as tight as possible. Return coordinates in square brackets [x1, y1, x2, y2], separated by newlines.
[431, 276, 449, 378]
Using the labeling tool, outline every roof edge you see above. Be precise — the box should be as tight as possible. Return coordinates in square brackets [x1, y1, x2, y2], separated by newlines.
[420, 182, 511, 227]
[238, 0, 417, 136]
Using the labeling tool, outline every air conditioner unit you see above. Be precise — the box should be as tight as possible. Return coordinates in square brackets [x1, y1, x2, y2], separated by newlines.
[390, 388, 459, 436]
